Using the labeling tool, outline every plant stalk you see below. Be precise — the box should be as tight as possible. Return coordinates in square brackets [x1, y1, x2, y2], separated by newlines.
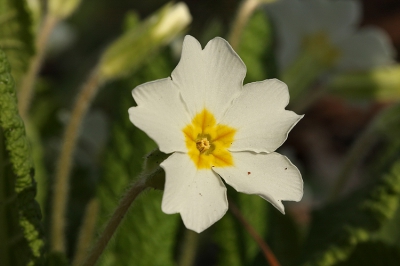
[83, 180, 148, 266]
[72, 199, 100, 266]
[50, 69, 102, 253]
[228, 0, 260, 50]
[18, 14, 58, 120]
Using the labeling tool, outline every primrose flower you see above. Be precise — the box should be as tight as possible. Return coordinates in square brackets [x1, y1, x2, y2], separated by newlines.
[129, 35, 303, 233]
[265, 0, 395, 71]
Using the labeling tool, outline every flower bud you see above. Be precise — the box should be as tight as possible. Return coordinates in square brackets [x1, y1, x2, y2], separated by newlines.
[99, 2, 192, 81]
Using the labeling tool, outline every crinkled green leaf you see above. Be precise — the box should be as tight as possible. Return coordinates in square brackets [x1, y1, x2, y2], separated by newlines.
[0, 0, 34, 86]
[0, 48, 43, 265]
[302, 159, 400, 266]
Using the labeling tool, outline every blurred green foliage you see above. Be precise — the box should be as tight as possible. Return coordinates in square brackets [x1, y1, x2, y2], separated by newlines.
[1, 0, 400, 266]
[302, 159, 400, 266]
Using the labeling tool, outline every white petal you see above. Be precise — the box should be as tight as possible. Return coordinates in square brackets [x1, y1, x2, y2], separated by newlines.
[265, 0, 305, 70]
[301, 0, 360, 43]
[129, 78, 190, 153]
[220, 79, 303, 153]
[337, 27, 396, 71]
[266, 0, 360, 70]
[171, 35, 246, 121]
[213, 152, 303, 214]
[161, 152, 228, 233]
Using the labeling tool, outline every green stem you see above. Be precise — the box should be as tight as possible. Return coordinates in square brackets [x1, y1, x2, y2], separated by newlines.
[18, 14, 58, 120]
[72, 199, 99, 266]
[50, 69, 102, 253]
[83, 180, 148, 266]
[228, 0, 260, 50]
[178, 229, 200, 266]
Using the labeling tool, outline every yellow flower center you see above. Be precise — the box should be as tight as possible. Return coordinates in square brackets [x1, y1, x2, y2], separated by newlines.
[182, 109, 236, 169]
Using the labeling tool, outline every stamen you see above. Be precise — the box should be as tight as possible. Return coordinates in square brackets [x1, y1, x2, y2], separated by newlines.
[196, 138, 210, 153]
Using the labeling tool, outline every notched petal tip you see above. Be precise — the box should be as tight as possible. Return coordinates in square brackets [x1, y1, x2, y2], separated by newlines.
[181, 34, 203, 54]
[204, 36, 247, 72]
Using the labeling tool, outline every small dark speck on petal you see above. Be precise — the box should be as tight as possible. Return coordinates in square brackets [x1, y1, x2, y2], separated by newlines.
[285, 168, 287, 170]
[247, 172, 251, 175]
[199, 193, 202, 196]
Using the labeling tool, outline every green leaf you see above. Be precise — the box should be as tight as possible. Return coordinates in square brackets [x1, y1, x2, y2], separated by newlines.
[213, 190, 269, 266]
[268, 207, 302, 266]
[335, 241, 400, 266]
[214, 210, 244, 266]
[0, 48, 43, 265]
[238, 193, 269, 265]
[237, 10, 277, 84]
[0, 0, 34, 86]
[302, 159, 400, 266]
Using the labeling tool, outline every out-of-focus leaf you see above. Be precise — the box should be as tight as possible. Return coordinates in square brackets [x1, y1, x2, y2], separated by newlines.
[237, 10, 277, 84]
[302, 159, 400, 266]
[335, 241, 400, 266]
[214, 210, 243, 266]
[268, 207, 301, 266]
[238, 193, 269, 265]
[328, 66, 400, 101]
[371, 197, 400, 249]
[0, 0, 34, 86]
[0, 48, 43, 265]
[366, 114, 400, 250]
[49, 0, 82, 20]
[214, 190, 269, 266]
[96, 50, 180, 265]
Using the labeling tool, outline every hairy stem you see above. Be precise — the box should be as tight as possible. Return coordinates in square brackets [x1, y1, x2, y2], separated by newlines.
[50, 69, 102, 253]
[228, 0, 260, 50]
[83, 180, 148, 266]
[72, 199, 99, 266]
[229, 201, 281, 266]
[18, 14, 58, 120]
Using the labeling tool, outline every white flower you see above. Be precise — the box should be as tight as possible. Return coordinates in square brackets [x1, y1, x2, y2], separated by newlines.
[128, 35, 303, 233]
[265, 0, 395, 71]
